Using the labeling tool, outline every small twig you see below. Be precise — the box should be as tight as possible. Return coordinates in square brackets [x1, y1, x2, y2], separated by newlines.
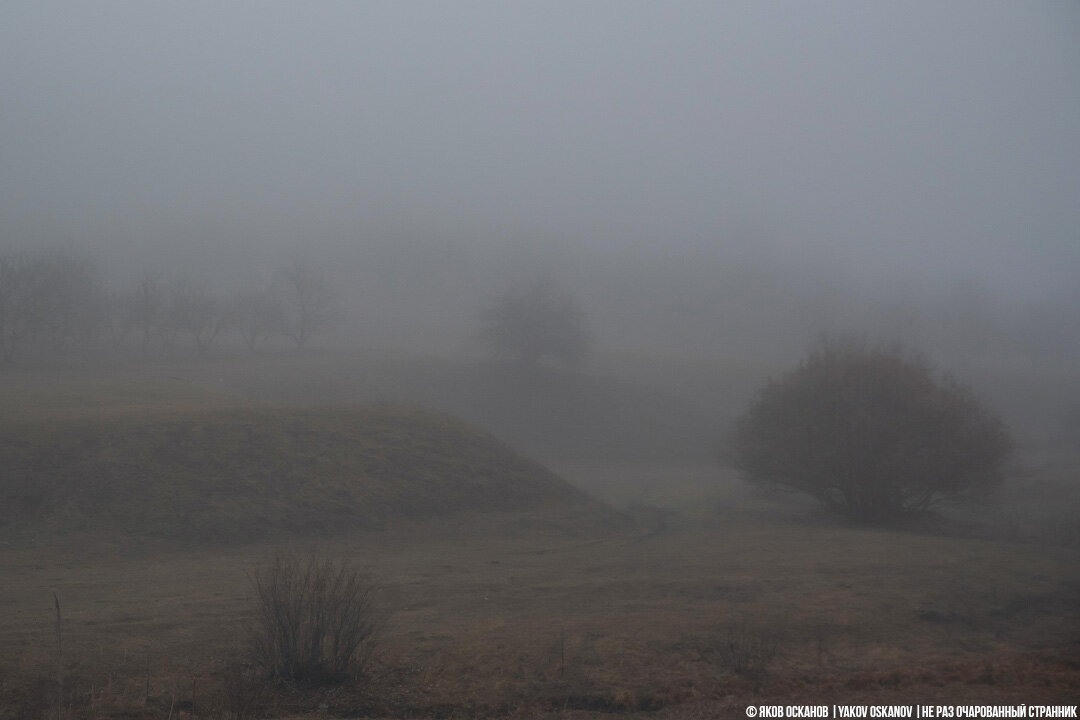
[54, 592, 62, 720]
[559, 629, 566, 678]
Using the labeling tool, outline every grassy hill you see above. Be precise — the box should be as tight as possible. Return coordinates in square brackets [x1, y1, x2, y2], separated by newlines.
[0, 352, 728, 464]
[0, 404, 607, 545]
[217, 354, 725, 463]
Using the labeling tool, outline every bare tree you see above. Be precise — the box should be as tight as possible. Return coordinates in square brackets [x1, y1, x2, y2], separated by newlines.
[479, 276, 589, 367]
[0, 249, 49, 364]
[273, 261, 341, 349]
[41, 247, 106, 353]
[233, 284, 281, 352]
[0, 247, 103, 364]
[124, 271, 165, 357]
[166, 276, 230, 355]
[103, 289, 133, 348]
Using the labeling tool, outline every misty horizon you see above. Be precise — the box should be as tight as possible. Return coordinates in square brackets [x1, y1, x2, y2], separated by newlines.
[2, 1, 1078, 362]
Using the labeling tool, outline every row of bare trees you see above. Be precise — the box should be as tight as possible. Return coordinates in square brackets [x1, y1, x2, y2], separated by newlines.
[0, 246, 341, 365]
[0, 247, 101, 364]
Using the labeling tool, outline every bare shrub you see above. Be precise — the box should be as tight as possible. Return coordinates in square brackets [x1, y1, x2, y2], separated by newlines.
[250, 551, 379, 686]
[728, 339, 1012, 522]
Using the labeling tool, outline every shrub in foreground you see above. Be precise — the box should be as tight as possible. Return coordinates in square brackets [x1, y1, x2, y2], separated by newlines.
[250, 551, 379, 686]
[728, 341, 1011, 522]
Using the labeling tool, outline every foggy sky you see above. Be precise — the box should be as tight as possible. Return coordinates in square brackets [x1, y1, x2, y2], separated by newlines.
[2, 2, 1078, 305]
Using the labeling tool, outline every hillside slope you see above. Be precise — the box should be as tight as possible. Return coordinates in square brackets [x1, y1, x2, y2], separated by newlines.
[221, 355, 723, 463]
[0, 404, 605, 544]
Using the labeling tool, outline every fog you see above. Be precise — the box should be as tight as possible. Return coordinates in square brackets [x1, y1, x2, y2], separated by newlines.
[4, 10, 1080, 707]
[2, 1, 1078, 361]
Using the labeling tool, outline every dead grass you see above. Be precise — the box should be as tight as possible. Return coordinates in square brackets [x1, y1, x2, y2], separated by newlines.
[0, 403, 609, 546]
[694, 614, 783, 681]
[0, 363, 236, 423]
[1, 510, 1077, 718]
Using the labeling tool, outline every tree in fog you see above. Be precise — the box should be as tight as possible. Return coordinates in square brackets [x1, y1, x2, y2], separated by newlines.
[0, 247, 103, 364]
[273, 261, 341, 349]
[479, 276, 589, 367]
[166, 276, 230, 355]
[233, 284, 281, 351]
[0, 250, 50, 363]
[38, 247, 105, 351]
[103, 290, 133, 348]
[727, 340, 1011, 522]
[125, 272, 165, 357]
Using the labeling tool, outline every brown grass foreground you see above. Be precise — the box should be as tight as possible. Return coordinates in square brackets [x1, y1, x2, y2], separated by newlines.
[1, 506, 1078, 719]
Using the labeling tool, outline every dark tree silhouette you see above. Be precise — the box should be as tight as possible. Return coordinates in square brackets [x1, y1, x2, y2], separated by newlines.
[233, 284, 281, 352]
[167, 276, 230, 355]
[0, 250, 49, 364]
[479, 276, 589, 367]
[125, 272, 164, 357]
[273, 261, 341, 349]
[728, 341, 1011, 522]
[0, 247, 102, 364]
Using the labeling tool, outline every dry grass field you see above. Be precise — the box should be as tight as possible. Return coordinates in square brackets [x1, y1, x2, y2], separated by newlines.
[2, 504, 1078, 718]
[1, 353, 1078, 718]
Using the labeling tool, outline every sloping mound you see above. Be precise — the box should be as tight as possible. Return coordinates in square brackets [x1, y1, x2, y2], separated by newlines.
[0, 404, 601, 544]
[223, 356, 722, 463]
